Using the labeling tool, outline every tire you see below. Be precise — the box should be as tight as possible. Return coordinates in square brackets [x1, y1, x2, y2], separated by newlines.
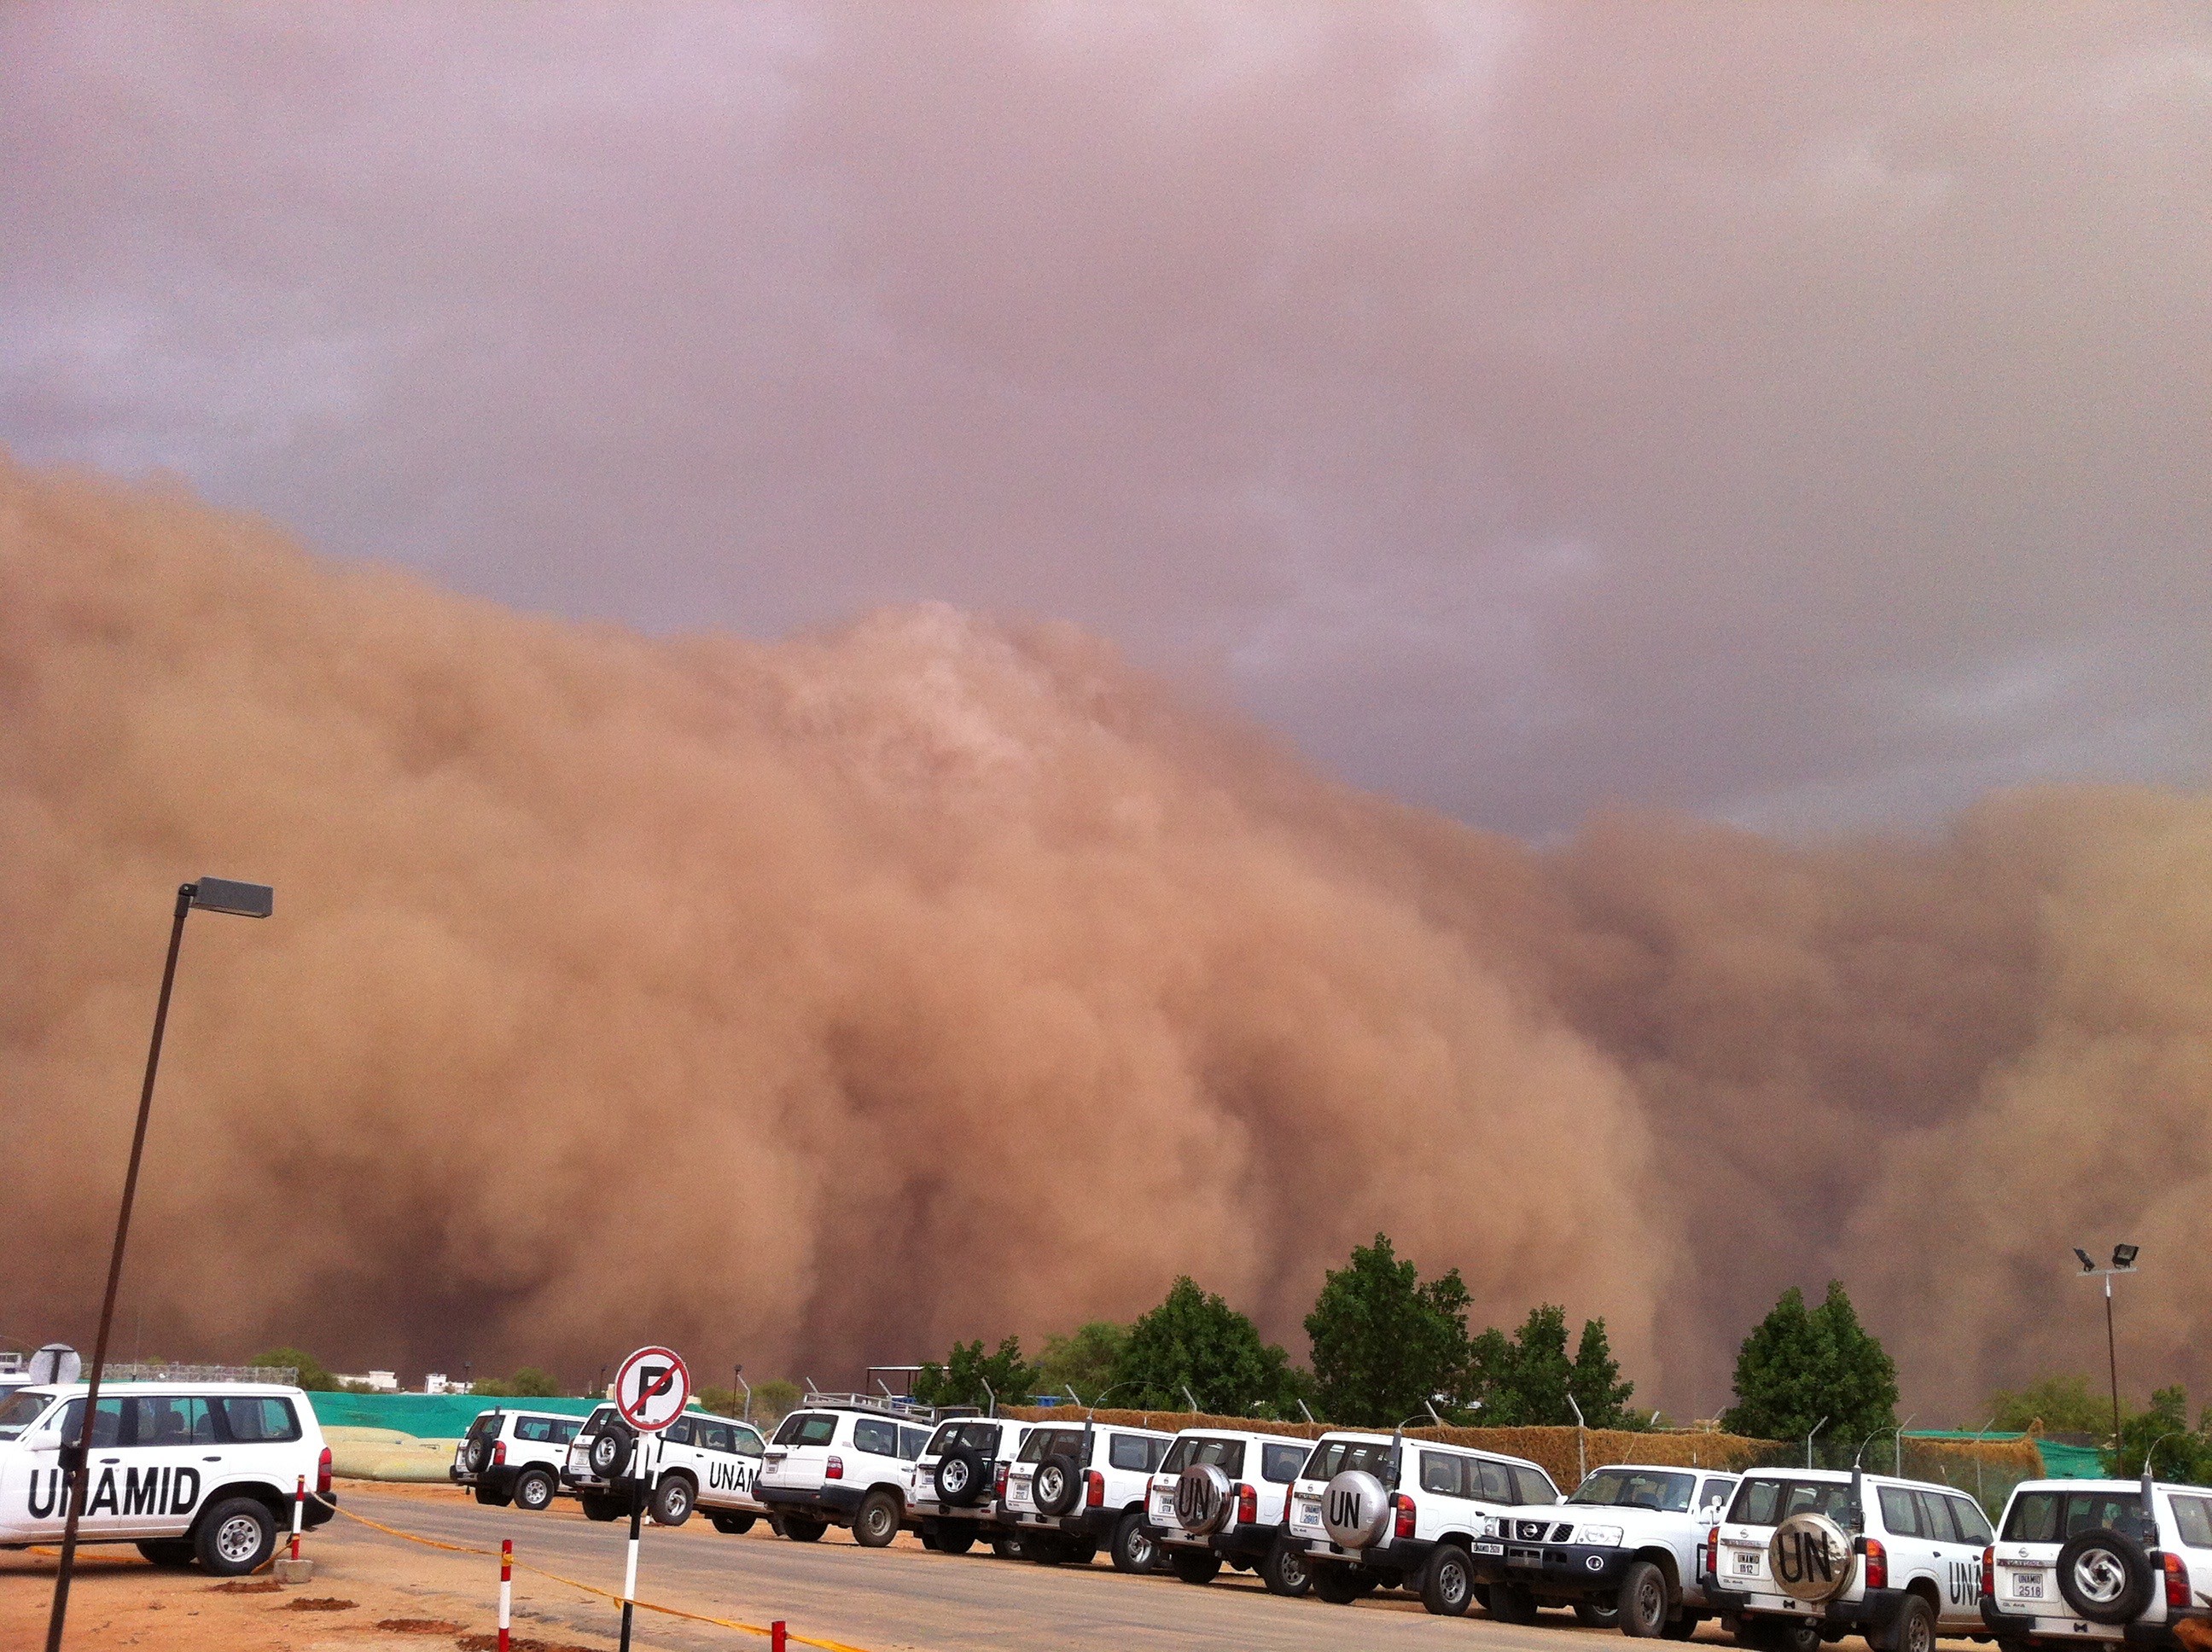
[580, 1492, 626, 1522]
[1018, 1531, 1068, 1564]
[1170, 1547, 1223, 1585]
[1262, 1533, 1312, 1597]
[783, 1515, 828, 1543]
[651, 1475, 696, 1527]
[938, 1525, 976, 1556]
[474, 1483, 513, 1507]
[586, 1423, 634, 1480]
[1419, 1544, 1476, 1617]
[1579, 1597, 1624, 1628]
[712, 1512, 757, 1535]
[1663, 1614, 1704, 1642]
[512, 1469, 557, 1512]
[136, 1539, 196, 1568]
[2057, 1528, 2155, 1626]
[1312, 1564, 1366, 1605]
[1893, 1595, 1936, 1652]
[460, 1436, 490, 1475]
[1487, 1580, 1540, 1625]
[1109, 1509, 1159, 1573]
[1621, 1559, 1671, 1637]
[991, 1535, 1023, 1559]
[934, 1447, 989, 1509]
[1066, 1539, 1098, 1566]
[1033, 1454, 1085, 1518]
[195, 1496, 276, 1577]
[1768, 1620, 1823, 1652]
[853, 1491, 901, 1549]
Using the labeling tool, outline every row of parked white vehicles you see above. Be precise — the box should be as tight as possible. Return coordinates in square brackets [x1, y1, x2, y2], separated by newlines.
[448, 1390, 2212, 1651]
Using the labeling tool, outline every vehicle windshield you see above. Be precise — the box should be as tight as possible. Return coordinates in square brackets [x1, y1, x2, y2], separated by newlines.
[2003, 1491, 2147, 1544]
[1305, 1440, 1395, 1481]
[1574, 1470, 1696, 1512]
[0, 1390, 54, 1440]
[1018, 1428, 1087, 1463]
[581, 1405, 619, 1434]
[1729, 1478, 1855, 1527]
[773, 1412, 839, 1448]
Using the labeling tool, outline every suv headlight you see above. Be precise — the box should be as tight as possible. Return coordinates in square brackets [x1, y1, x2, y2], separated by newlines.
[1578, 1526, 1625, 1547]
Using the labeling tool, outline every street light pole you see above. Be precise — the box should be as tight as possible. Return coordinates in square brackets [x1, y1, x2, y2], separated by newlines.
[44, 878, 271, 1652]
[2074, 1245, 2139, 1446]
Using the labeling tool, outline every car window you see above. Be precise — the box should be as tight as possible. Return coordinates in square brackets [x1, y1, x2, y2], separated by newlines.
[467, 1412, 503, 1440]
[662, 1418, 693, 1446]
[1161, 1437, 1246, 1477]
[694, 1422, 732, 1453]
[1420, 1451, 1464, 1496]
[1734, 1480, 1784, 1526]
[125, 1396, 214, 1446]
[1262, 1442, 1311, 1484]
[942, 1422, 1002, 1456]
[1575, 1469, 1694, 1511]
[896, 1426, 927, 1460]
[2066, 1493, 2145, 1537]
[515, 1416, 551, 1443]
[583, 1405, 620, 1434]
[774, 1412, 839, 1447]
[2004, 1492, 2062, 1543]
[1513, 1466, 1557, 1505]
[1020, 1428, 1086, 1463]
[1304, 1440, 1394, 1481]
[0, 1391, 55, 1440]
[2171, 1496, 2212, 1550]
[555, 1419, 581, 1445]
[1950, 1498, 1993, 1544]
[55, 1399, 125, 1448]
[217, 1396, 301, 1443]
[1472, 1459, 1516, 1501]
[1699, 1477, 1738, 1513]
[853, 1418, 899, 1457]
[1879, 1486, 1923, 1537]
[1109, 1434, 1155, 1473]
[1784, 1482, 1855, 1522]
[1918, 1492, 1959, 1543]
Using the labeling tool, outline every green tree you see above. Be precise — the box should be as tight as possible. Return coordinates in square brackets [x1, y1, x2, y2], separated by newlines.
[1304, 1234, 1473, 1426]
[252, 1347, 337, 1391]
[475, 1366, 562, 1399]
[2107, 1387, 2212, 1483]
[750, 1379, 801, 1425]
[1113, 1277, 1298, 1415]
[1721, 1282, 1897, 1456]
[914, 1336, 1039, 1412]
[1985, 1375, 2110, 1436]
[1037, 1322, 1127, 1403]
[1569, 1317, 1639, 1429]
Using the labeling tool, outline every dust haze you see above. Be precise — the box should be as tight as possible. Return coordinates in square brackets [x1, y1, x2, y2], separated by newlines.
[3, 457, 2206, 1417]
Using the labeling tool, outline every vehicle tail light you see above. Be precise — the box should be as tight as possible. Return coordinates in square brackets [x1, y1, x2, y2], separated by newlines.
[2160, 1551, 2189, 1610]
[1393, 1492, 1416, 1541]
[492, 1440, 507, 1467]
[1860, 1537, 1887, 1591]
[996, 1463, 1009, 1497]
[1982, 1546, 1994, 1601]
[1706, 1525, 1720, 1582]
[1237, 1483, 1257, 1526]
[826, 1455, 843, 1480]
[317, 1446, 333, 1498]
[1086, 1470, 1104, 1509]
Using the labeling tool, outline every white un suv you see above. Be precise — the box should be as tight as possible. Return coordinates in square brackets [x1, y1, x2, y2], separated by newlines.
[753, 1396, 933, 1546]
[1706, 1466, 1995, 1652]
[912, 1415, 1034, 1555]
[1294, 1429, 1560, 1614]
[1000, 1416, 1174, 1570]
[452, 1408, 584, 1511]
[561, 1404, 773, 1532]
[1471, 1462, 1738, 1634]
[1982, 1475, 2212, 1651]
[0, 1382, 334, 1576]
[1148, 1427, 1317, 1591]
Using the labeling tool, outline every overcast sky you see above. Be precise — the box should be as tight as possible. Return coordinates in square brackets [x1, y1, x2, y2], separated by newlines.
[4, 3, 2208, 837]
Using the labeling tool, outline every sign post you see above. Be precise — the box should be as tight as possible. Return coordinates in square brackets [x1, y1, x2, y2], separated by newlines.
[609, 1346, 690, 1652]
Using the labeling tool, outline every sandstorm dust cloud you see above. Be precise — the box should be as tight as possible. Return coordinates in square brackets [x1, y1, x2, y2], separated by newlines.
[2, 454, 2206, 1416]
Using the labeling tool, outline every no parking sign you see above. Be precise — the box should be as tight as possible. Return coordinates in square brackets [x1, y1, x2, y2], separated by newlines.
[613, 1346, 690, 1434]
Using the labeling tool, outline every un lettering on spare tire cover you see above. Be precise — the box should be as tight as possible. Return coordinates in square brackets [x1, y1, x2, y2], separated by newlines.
[1174, 1463, 1232, 1534]
[1767, 1512, 1856, 1603]
[1322, 1469, 1390, 1549]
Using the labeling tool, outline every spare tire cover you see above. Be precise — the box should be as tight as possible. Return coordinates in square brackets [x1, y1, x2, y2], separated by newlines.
[1034, 1454, 1084, 1517]
[1322, 1469, 1391, 1550]
[936, 1446, 988, 1508]
[588, 1422, 635, 1480]
[1767, 1512, 1857, 1603]
[1174, 1463, 1233, 1534]
[2056, 1528, 2154, 1626]
[461, 1437, 488, 1473]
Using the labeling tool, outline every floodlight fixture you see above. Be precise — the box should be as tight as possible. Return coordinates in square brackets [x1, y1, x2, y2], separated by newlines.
[2112, 1244, 2139, 1271]
[2074, 1248, 2097, 1272]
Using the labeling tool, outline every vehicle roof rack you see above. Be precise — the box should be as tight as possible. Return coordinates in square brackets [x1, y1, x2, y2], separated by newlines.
[800, 1390, 945, 1422]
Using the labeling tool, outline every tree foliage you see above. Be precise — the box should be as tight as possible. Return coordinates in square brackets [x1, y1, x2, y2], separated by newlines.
[914, 1336, 1039, 1412]
[1305, 1234, 1473, 1426]
[1464, 1306, 1639, 1427]
[1986, 1374, 2112, 1436]
[252, 1347, 338, 1391]
[1721, 1282, 1897, 1455]
[1115, 1277, 1300, 1416]
[1037, 1322, 1127, 1404]
[474, 1365, 562, 1399]
[2107, 1387, 2212, 1484]
[1569, 1317, 1640, 1429]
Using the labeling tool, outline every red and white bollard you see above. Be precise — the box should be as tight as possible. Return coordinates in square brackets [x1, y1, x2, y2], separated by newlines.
[290, 1475, 305, 1561]
[771, 1621, 787, 1652]
[498, 1539, 513, 1652]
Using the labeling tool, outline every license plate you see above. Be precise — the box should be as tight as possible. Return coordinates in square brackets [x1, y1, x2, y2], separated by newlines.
[2010, 1574, 2044, 1601]
[1734, 1551, 1761, 1576]
[1475, 1541, 1504, 1556]
[1295, 1504, 1320, 1528]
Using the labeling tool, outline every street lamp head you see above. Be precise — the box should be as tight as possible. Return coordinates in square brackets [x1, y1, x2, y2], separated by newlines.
[2111, 1244, 2139, 1271]
[189, 877, 273, 918]
[2074, 1248, 2097, 1272]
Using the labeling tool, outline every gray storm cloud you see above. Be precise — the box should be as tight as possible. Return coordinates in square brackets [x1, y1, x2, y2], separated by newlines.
[3, 457, 2208, 1417]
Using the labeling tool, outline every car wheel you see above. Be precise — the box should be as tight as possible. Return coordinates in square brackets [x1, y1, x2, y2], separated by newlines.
[511, 1469, 556, 1512]
[1312, 1564, 1366, 1605]
[1170, 1547, 1224, 1585]
[651, 1475, 696, 1526]
[1579, 1597, 1624, 1628]
[1109, 1509, 1158, 1573]
[1773, 1620, 1824, 1652]
[1487, 1580, 1540, 1624]
[853, 1491, 901, 1549]
[1066, 1540, 1099, 1566]
[136, 1539, 196, 1568]
[1418, 1544, 1476, 1617]
[1262, 1533, 1312, 1597]
[712, 1512, 757, 1535]
[474, 1483, 513, 1506]
[937, 1525, 977, 1556]
[1894, 1595, 1936, 1652]
[195, 1497, 276, 1577]
[783, 1515, 828, 1543]
[991, 1535, 1023, 1559]
[1018, 1531, 1068, 1564]
[2057, 1528, 2155, 1626]
[1662, 1613, 1703, 1642]
[1621, 1560, 1671, 1637]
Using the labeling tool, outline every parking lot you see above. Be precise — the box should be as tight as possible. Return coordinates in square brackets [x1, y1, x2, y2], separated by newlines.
[1, 1480, 2000, 1652]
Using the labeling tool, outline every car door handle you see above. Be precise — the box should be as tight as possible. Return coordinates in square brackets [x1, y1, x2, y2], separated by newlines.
[202, 1455, 223, 1463]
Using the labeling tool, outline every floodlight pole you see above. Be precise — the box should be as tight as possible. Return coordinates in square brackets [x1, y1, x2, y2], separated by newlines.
[47, 881, 268, 1652]
[2103, 1272, 2122, 1444]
